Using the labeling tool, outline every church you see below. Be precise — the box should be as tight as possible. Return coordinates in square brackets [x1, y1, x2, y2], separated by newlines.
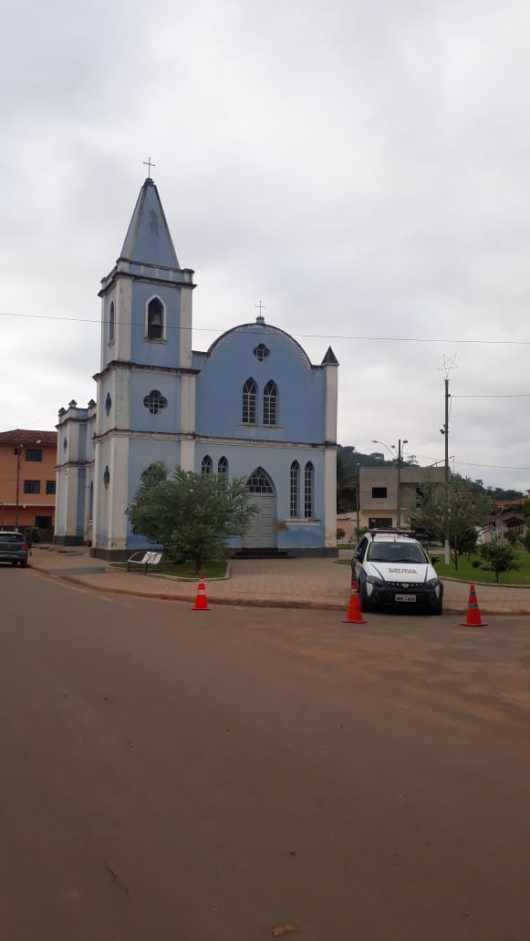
[54, 176, 339, 559]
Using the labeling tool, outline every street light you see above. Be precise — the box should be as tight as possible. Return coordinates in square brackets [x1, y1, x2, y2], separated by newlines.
[372, 438, 409, 528]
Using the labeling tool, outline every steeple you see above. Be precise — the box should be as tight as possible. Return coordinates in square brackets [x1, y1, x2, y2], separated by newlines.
[118, 177, 180, 270]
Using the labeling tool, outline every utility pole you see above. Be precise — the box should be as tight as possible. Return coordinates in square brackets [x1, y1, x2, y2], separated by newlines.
[396, 438, 408, 528]
[14, 445, 22, 531]
[440, 356, 457, 564]
[355, 463, 360, 533]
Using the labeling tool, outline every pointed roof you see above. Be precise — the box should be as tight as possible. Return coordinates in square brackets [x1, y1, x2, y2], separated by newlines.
[119, 178, 180, 270]
[321, 346, 339, 366]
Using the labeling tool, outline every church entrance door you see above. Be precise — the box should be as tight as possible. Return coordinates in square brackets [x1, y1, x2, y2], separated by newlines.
[243, 468, 276, 548]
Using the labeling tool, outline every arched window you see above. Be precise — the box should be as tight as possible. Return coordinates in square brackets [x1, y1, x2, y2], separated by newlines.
[290, 461, 300, 518]
[109, 300, 115, 342]
[242, 378, 257, 424]
[201, 455, 213, 475]
[88, 481, 94, 520]
[147, 297, 165, 340]
[247, 468, 274, 494]
[263, 380, 278, 426]
[304, 462, 314, 518]
[218, 456, 228, 475]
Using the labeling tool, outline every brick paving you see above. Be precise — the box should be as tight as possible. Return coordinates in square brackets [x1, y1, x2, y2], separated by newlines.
[28, 546, 530, 615]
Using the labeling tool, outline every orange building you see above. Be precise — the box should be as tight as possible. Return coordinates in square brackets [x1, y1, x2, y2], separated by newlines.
[0, 429, 58, 539]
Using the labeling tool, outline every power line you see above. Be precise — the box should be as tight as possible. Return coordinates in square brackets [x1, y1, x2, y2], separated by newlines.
[452, 394, 530, 398]
[2, 308, 530, 346]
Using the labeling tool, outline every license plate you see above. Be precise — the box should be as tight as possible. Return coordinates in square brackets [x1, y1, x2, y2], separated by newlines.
[395, 594, 416, 603]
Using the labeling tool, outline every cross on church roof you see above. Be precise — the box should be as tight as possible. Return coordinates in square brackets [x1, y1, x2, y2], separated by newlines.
[255, 301, 266, 324]
[143, 156, 156, 178]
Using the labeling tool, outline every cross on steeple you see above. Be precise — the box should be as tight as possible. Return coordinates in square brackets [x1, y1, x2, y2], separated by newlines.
[255, 301, 266, 322]
[143, 157, 156, 178]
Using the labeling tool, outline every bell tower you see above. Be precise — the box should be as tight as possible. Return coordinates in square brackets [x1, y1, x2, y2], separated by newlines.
[92, 175, 197, 557]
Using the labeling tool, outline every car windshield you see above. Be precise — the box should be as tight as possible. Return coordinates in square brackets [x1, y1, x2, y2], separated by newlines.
[367, 541, 426, 564]
[0, 533, 24, 545]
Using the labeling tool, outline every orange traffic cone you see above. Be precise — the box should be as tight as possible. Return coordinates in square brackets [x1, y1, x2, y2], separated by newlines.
[461, 584, 487, 627]
[343, 580, 367, 624]
[193, 574, 210, 611]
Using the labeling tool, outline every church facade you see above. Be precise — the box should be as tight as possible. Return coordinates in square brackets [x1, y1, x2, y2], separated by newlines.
[54, 177, 338, 559]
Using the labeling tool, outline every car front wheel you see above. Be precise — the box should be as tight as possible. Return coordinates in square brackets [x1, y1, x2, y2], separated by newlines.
[360, 583, 374, 613]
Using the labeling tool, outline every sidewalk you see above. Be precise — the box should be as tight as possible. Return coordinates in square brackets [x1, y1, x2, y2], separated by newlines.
[28, 546, 530, 615]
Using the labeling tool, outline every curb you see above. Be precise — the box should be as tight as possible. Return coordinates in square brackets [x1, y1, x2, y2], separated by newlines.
[30, 567, 529, 616]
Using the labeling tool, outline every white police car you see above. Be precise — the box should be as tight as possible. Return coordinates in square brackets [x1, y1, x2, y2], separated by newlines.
[351, 530, 443, 614]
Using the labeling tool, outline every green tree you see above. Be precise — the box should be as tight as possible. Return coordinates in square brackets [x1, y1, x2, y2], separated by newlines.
[127, 465, 258, 572]
[478, 537, 521, 583]
[336, 450, 357, 513]
[409, 474, 492, 570]
[523, 528, 530, 553]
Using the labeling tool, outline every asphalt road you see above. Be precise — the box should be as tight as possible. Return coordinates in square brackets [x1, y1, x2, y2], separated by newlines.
[1, 567, 530, 940]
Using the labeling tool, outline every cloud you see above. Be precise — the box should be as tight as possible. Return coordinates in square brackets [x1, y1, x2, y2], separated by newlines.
[1, 0, 530, 491]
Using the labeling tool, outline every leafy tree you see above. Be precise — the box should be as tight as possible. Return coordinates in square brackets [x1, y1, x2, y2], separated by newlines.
[523, 529, 530, 553]
[504, 528, 520, 546]
[127, 465, 258, 572]
[478, 537, 521, 583]
[336, 450, 357, 513]
[409, 474, 492, 570]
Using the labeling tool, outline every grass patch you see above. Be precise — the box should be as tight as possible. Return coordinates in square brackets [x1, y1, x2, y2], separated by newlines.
[111, 558, 227, 579]
[435, 550, 530, 585]
[337, 549, 530, 585]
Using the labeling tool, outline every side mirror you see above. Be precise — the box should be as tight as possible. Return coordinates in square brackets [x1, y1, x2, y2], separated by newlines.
[431, 555, 440, 565]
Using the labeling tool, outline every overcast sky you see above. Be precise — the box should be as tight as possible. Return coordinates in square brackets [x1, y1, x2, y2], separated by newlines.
[2, 0, 530, 491]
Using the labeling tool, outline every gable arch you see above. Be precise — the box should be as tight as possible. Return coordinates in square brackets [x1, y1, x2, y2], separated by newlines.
[109, 300, 115, 342]
[242, 377, 257, 424]
[146, 295, 166, 341]
[246, 466, 275, 495]
[263, 380, 278, 426]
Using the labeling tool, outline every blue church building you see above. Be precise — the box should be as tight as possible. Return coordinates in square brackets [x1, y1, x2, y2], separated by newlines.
[54, 176, 339, 558]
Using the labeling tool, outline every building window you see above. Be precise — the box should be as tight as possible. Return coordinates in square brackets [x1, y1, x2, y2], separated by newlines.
[369, 517, 393, 529]
[147, 297, 165, 340]
[25, 449, 42, 462]
[88, 481, 94, 520]
[290, 461, 300, 517]
[24, 480, 40, 495]
[35, 516, 52, 530]
[263, 380, 278, 426]
[46, 480, 56, 495]
[304, 462, 314, 518]
[143, 389, 168, 415]
[242, 378, 257, 424]
[103, 466, 110, 488]
[253, 343, 270, 362]
[201, 455, 213, 475]
[63, 437, 67, 452]
[218, 456, 228, 475]
[105, 392, 112, 415]
[372, 487, 388, 499]
[247, 468, 274, 494]
[109, 300, 115, 342]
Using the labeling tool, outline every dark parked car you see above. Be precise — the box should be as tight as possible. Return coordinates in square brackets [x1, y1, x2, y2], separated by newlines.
[0, 532, 29, 567]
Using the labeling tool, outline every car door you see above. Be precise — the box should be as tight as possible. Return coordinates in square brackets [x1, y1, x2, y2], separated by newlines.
[352, 537, 368, 585]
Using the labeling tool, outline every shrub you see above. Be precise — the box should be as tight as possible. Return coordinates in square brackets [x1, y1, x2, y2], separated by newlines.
[336, 527, 346, 541]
